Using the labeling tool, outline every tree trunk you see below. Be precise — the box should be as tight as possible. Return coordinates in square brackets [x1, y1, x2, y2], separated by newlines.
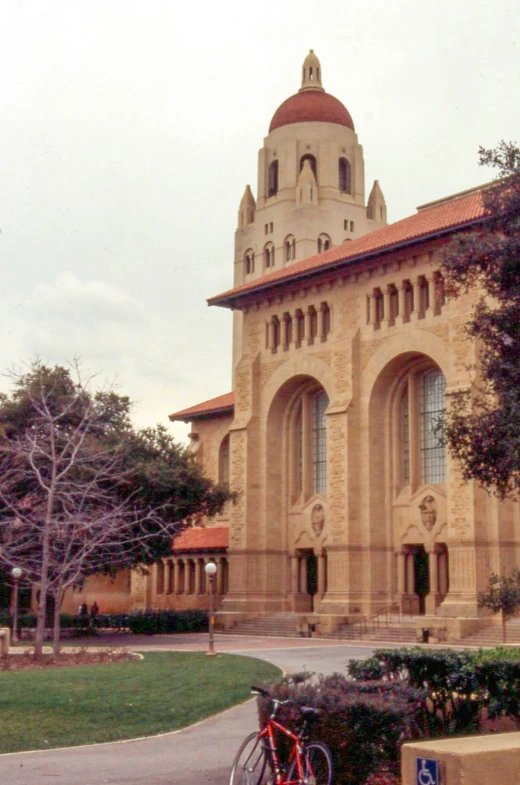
[502, 608, 507, 643]
[34, 589, 46, 659]
[52, 589, 63, 656]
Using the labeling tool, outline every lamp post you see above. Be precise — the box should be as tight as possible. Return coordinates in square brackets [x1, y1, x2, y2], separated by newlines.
[204, 561, 217, 656]
[10, 567, 22, 644]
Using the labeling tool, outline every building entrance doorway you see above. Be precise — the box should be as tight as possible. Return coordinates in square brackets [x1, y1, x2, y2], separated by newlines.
[413, 546, 429, 615]
[401, 544, 429, 615]
[292, 549, 320, 612]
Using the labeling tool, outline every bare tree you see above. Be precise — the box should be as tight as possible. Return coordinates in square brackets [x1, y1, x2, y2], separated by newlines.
[0, 363, 231, 657]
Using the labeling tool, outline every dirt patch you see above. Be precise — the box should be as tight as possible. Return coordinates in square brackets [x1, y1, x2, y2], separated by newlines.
[0, 648, 137, 671]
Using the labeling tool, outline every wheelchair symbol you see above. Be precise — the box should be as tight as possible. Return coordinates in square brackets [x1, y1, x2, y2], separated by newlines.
[417, 758, 438, 785]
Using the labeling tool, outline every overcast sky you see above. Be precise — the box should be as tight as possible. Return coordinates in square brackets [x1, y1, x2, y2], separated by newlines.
[1, 0, 519, 441]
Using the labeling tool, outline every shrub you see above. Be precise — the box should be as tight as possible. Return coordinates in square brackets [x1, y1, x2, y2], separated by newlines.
[126, 610, 208, 635]
[347, 647, 520, 734]
[257, 673, 426, 785]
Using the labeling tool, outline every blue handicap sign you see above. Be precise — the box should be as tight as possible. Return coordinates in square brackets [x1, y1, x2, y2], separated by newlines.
[416, 757, 439, 785]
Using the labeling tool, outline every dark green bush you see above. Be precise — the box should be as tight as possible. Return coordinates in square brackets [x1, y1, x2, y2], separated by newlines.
[347, 647, 520, 734]
[0, 610, 11, 627]
[126, 610, 208, 635]
[257, 673, 426, 785]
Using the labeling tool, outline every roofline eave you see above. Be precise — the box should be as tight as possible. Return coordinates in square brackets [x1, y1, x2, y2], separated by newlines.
[208, 215, 487, 311]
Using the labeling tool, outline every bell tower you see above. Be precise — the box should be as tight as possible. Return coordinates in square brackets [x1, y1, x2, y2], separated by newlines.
[232, 51, 387, 377]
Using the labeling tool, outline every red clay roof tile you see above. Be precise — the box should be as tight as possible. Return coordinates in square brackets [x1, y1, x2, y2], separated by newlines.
[169, 392, 235, 422]
[172, 525, 229, 552]
[208, 189, 487, 309]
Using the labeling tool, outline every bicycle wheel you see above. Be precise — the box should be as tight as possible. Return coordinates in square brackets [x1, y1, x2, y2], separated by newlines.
[287, 741, 333, 785]
[229, 731, 271, 785]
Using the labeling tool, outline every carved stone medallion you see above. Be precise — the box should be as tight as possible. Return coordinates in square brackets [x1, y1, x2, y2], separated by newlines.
[418, 495, 437, 531]
[311, 503, 325, 537]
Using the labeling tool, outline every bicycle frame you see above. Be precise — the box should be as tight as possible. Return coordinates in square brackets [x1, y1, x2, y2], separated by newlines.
[260, 716, 307, 785]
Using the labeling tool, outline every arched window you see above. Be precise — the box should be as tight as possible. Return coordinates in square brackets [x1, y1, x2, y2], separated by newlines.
[295, 309, 305, 347]
[264, 242, 275, 269]
[317, 233, 331, 253]
[399, 366, 446, 487]
[292, 387, 329, 501]
[244, 249, 255, 276]
[268, 160, 278, 197]
[339, 157, 351, 193]
[218, 435, 230, 487]
[300, 154, 317, 180]
[284, 235, 296, 262]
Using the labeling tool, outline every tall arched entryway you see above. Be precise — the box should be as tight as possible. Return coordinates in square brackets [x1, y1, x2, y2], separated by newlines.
[368, 349, 449, 616]
[264, 370, 332, 615]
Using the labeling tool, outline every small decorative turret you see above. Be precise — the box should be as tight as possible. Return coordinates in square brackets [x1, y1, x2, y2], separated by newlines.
[238, 185, 256, 229]
[296, 160, 318, 206]
[367, 180, 387, 223]
[299, 49, 324, 93]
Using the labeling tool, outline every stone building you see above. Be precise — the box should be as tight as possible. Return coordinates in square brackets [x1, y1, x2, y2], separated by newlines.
[166, 51, 519, 638]
[61, 51, 518, 636]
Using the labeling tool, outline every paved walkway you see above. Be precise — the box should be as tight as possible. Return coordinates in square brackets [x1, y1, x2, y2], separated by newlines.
[0, 634, 376, 785]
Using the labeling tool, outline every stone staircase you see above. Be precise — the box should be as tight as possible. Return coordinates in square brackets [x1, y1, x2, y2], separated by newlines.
[220, 611, 421, 642]
[452, 618, 520, 647]
[220, 612, 302, 638]
[329, 614, 419, 643]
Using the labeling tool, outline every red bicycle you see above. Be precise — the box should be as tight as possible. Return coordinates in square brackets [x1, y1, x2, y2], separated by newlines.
[229, 686, 333, 785]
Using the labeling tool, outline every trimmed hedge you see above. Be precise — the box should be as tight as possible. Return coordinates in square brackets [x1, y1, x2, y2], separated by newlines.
[1, 610, 208, 636]
[125, 610, 208, 634]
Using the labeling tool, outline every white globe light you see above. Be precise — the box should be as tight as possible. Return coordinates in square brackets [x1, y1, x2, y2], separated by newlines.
[11, 567, 22, 579]
[204, 562, 217, 576]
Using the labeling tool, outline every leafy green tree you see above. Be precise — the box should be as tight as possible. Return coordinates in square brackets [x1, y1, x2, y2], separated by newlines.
[478, 569, 520, 643]
[0, 362, 232, 657]
[441, 141, 520, 497]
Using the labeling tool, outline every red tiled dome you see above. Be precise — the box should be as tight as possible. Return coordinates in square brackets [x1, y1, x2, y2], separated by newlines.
[269, 90, 354, 133]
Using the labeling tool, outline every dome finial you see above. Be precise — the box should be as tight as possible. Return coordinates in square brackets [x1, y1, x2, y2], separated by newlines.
[300, 49, 324, 93]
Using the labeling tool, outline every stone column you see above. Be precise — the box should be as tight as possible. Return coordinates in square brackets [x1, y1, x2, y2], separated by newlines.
[317, 554, 326, 595]
[429, 549, 439, 595]
[366, 293, 375, 327]
[173, 559, 181, 595]
[195, 560, 203, 595]
[439, 551, 448, 596]
[410, 277, 420, 320]
[300, 557, 308, 594]
[384, 286, 393, 327]
[397, 551, 406, 594]
[291, 556, 299, 594]
[282, 316, 290, 351]
[290, 311, 299, 348]
[268, 319, 277, 352]
[426, 547, 440, 615]
[183, 559, 191, 594]
[305, 309, 313, 345]
[406, 551, 415, 594]
[423, 274, 433, 317]
[393, 284, 405, 326]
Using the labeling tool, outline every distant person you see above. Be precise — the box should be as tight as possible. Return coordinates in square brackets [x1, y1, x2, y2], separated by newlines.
[90, 601, 100, 626]
[78, 602, 88, 617]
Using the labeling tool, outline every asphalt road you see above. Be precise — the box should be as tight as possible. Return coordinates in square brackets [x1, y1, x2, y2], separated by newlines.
[0, 636, 375, 785]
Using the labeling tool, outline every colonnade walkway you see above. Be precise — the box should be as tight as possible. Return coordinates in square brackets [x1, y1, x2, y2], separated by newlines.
[0, 635, 375, 785]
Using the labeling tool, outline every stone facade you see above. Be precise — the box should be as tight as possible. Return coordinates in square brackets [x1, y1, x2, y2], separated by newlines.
[60, 51, 519, 626]
[170, 51, 520, 629]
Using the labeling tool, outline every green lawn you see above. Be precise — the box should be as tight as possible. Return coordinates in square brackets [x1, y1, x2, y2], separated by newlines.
[0, 652, 281, 753]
